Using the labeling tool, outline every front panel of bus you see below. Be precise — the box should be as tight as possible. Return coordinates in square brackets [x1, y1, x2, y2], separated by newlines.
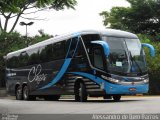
[93, 36, 149, 95]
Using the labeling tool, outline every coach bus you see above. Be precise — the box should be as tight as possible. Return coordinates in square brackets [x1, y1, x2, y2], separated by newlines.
[5, 29, 155, 102]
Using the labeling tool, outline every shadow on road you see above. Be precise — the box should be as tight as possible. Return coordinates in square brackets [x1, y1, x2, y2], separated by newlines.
[1, 96, 147, 103]
[56, 99, 144, 103]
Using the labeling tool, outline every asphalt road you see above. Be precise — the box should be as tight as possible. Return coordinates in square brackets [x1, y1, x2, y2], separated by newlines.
[0, 96, 160, 114]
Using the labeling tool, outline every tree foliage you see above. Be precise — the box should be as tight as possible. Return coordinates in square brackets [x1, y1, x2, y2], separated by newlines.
[0, 0, 77, 33]
[100, 0, 160, 36]
[139, 35, 160, 94]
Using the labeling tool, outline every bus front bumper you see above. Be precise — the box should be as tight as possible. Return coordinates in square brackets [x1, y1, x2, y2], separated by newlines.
[104, 82, 148, 95]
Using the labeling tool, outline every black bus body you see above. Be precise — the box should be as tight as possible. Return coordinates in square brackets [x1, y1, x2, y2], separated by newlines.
[5, 29, 155, 102]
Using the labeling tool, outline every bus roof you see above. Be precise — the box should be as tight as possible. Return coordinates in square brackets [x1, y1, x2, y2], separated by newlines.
[6, 29, 138, 58]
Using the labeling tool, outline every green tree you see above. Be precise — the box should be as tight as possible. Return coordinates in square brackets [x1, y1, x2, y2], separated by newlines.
[139, 35, 160, 94]
[100, 0, 160, 36]
[0, 0, 77, 33]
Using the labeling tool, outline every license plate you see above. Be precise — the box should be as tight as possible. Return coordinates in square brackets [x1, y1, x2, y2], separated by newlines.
[129, 88, 136, 91]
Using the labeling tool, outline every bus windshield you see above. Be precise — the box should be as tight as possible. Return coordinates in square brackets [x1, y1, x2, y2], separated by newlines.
[103, 37, 147, 75]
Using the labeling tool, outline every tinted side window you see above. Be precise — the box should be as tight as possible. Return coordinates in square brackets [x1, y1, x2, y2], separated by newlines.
[27, 47, 40, 65]
[19, 52, 29, 67]
[53, 41, 66, 60]
[74, 40, 86, 58]
[93, 48, 104, 70]
[39, 46, 48, 63]
[81, 34, 101, 62]
[82, 34, 100, 48]
[39, 41, 66, 63]
[66, 38, 79, 58]
[7, 40, 67, 67]
[7, 55, 19, 68]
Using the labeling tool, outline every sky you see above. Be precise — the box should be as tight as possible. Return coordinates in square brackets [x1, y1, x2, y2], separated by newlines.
[16, 0, 130, 36]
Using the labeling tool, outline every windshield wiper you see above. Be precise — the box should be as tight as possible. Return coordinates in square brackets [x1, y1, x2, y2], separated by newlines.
[129, 51, 143, 74]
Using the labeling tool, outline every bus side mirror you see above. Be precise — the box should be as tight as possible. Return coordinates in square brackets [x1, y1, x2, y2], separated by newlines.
[142, 43, 155, 57]
[91, 40, 110, 57]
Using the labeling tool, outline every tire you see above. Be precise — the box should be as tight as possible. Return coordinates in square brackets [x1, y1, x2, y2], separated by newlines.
[16, 86, 23, 100]
[75, 82, 87, 102]
[23, 85, 36, 101]
[113, 95, 121, 101]
[44, 95, 60, 101]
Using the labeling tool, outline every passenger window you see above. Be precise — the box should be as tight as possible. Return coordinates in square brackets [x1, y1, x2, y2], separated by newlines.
[66, 37, 79, 58]
[93, 48, 104, 70]
[19, 52, 28, 67]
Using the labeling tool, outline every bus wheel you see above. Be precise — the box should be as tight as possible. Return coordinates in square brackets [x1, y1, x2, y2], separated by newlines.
[23, 85, 36, 101]
[44, 95, 60, 101]
[16, 86, 23, 100]
[75, 82, 87, 102]
[113, 95, 121, 102]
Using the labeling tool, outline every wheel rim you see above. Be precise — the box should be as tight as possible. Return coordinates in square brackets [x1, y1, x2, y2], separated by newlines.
[23, 87, 28, 100]
[78, 87, 82, 98]
[16, 88, 21, 99]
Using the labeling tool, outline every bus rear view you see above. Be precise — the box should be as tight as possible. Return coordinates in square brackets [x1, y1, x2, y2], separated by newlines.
[5, 29, 155, 102]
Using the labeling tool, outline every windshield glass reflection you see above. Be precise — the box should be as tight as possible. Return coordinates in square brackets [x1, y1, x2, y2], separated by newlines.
[103, 36, 147, 75]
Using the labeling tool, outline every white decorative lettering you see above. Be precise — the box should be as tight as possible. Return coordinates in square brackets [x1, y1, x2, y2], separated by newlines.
[28, 64, 47, 84]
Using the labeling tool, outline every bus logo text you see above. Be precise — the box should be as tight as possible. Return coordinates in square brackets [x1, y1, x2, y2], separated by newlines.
[28, 64, 47, 85]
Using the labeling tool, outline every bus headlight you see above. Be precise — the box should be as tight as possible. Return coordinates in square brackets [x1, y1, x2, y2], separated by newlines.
[101, 75, 120, 83]
[143, 79, 149, 83]
[108, 78, 120, 83]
